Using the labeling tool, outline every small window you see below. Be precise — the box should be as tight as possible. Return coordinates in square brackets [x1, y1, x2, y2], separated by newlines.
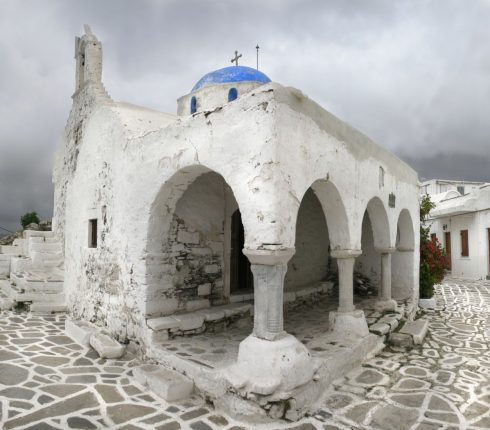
[88, 219, 98, 248]
[190, 96, 197, 114]
[457, 186, 465, 195]
[379, 166, 385, 188]
[460, 229, 469, 257]
[228, 88, 238, 102]
[431, 233, 437, 242]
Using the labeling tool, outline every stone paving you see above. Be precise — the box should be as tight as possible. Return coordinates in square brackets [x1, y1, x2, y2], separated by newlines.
[152, 293, 408, 371]
[0, 277, 488, 429]
[317, 277, 490, 430]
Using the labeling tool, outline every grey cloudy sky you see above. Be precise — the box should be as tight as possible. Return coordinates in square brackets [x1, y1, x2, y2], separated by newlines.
[0, 0, 489, 233]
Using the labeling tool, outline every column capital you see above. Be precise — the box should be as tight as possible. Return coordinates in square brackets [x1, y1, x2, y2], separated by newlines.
[375, 247, 397, 254]
[331, 249, 362, 259]
[396, 246, 415, 252]
[243, 247, 295, 266]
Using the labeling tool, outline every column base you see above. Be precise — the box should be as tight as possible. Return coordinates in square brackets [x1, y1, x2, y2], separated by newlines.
[224, 333, 316, 396]
[374, 299, 398, 312]
[328, 309, 370, 340]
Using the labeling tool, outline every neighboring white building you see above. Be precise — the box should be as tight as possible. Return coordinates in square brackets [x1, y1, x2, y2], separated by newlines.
[49, 28, 420, 418]
[423, 180, 490, 279]
[419, 178, 486, 197]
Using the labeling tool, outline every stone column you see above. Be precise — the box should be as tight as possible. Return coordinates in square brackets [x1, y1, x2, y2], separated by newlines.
[380, 252, 392, 300]
[243, 248, 294, 341]
[225, 248, 316, 397]
[329, 249, 369, 339]
[250, 263, 287, 340]
[375, 247, 397, 311]
[337, 256, 356, 313]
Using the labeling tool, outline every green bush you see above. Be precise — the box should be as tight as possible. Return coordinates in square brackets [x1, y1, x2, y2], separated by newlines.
[20, 212, 40, 229]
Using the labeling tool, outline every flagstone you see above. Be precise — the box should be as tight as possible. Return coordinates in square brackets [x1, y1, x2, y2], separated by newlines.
[40, 384, 86, 397]
[3, 392, 99, 429]
[0, 362, 29, 385]
[106, 403, 157, 424]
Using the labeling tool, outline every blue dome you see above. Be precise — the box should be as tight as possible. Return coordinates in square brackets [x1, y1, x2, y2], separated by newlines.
[191, 66, 271, 92]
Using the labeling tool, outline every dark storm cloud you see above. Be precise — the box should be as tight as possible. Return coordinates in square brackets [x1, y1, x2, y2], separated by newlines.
[0, 0, 489, 232]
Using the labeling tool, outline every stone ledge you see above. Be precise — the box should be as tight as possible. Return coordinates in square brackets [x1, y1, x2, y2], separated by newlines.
[146, 302, 253, 337]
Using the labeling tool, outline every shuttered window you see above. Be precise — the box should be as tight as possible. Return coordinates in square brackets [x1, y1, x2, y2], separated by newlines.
[460, 230, 469, 257]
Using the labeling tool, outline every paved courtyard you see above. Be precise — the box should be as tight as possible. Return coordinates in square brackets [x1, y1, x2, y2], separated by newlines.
[0, 277, 489, 429]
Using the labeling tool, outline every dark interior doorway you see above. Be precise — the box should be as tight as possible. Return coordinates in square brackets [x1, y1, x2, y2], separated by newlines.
[230, 210, 253, 293]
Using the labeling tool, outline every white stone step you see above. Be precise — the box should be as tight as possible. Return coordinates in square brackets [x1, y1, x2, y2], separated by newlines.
[133, 364, 193, 401]
[0, 280, 18, 298]
[10, 270, 64, 298]
[399, 319, 429, 345]
[0, 255, 11, 277]
[31, 251, 63, 269]
[24, 230, 54, 240]
[22, 280, 64, 294]
[0, 280, 15, 310]
[147, 302, 253, 333]
[30, 303, 67, 313]
[15, 292, 65, 304]
[0, 245, 22, 255]
[10, 257, 32, 273]
[0, 297, 14, 310]
[12, 238, 26, 255]
[65, 319, 98, 346]
[30, 241, 62, 253]
[90, 332, 125, 359]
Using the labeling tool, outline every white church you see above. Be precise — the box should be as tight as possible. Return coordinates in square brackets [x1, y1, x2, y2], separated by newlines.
[2, 27, 421, 420]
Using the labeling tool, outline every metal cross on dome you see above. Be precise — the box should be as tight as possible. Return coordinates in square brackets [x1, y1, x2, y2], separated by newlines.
[230, 50, 242, 66]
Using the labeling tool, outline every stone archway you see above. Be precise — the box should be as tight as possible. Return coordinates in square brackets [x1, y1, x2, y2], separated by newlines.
[355, 197, 391, 293]
[285, 188, 330, 291]
[145, 166, 242, 317]
[392, 209, 416, 300]
[357, 197, 396, 310]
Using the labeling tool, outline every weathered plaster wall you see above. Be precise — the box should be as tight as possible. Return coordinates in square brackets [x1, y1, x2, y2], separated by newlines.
[162, 172, 231, 312]
[355, 213, 381, 286]
[285, 189, 330, 289]
[60, 80, 420, 348]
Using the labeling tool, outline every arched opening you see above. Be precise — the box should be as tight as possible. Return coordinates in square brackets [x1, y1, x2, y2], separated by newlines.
[355, 198, 391, 296]
[283, 181, 349, 340]
[190, 96, 197, 114]
[392, 209, 416, 299]
[145, 168, 242, 317]
[355, 212, 381, 290]
[228, 87, 238, 102]
[285, 189, 330, 290]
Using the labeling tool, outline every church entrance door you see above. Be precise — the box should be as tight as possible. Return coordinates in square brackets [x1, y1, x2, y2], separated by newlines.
[230, 210, 253, 293]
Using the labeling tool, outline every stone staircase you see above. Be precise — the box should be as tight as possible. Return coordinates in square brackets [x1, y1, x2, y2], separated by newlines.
[0, 230, 66, 312]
